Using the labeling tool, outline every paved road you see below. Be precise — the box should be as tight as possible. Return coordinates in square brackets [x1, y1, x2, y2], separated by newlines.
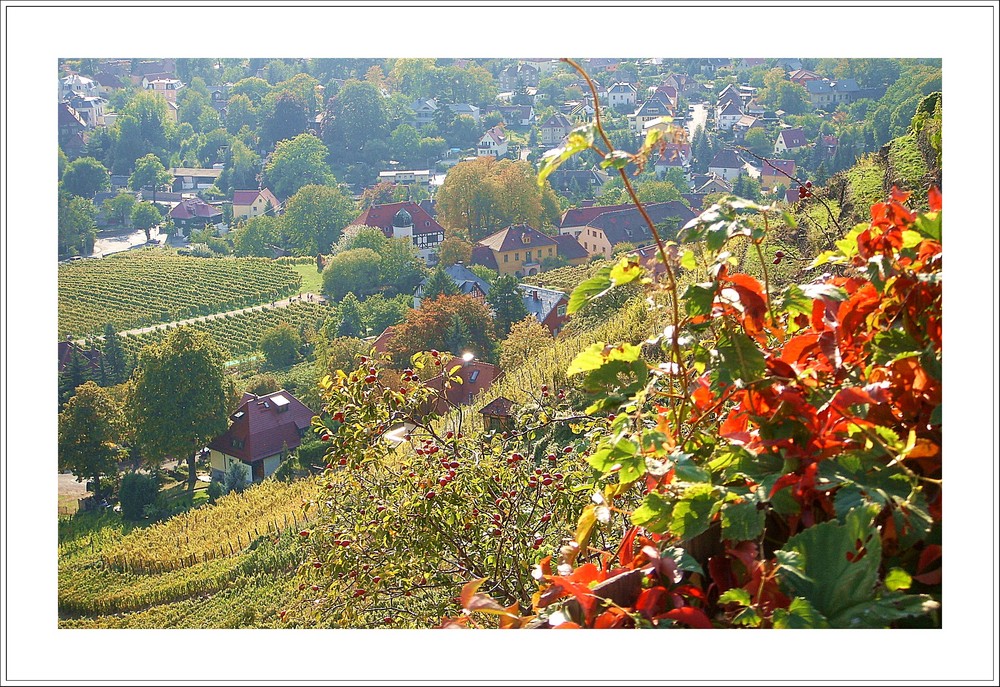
[686, 102, 708, 139]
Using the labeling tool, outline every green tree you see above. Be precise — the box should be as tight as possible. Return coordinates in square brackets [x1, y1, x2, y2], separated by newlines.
[422, 265, 460, 302]
[360, 293, 410, 335]
[379, 238, 427, 296]
[336, 292, 364, 337]
[743, 127, 773, 158]
[262, 133, 335, 200]
[118, 471, 160, 521]
[437, 235, 473, 267]
[102, 323, 130, 385]
[225, 93, 257, 135]
[232, 214, 281, 257]
[733, 174, 762, 201]
[487, 274, 529, 338]
[230, 76, 272, 106]
[58, 381, 124, 501]
[325, 79, 389, 161]
[58, 190, 97, 258]
[129, 327, 232, 491]
[322, 248, 382, 301]
[332, 225, 389, 255]
[226, 138, 261, 191]
[62, 157, 110, 198]
[130, 201, 161, 241]
[128, 153, 171, 203]
[282, 183, 356, 255]
[103, 191, 136, 227]
[260, 92, 309, 149]
[635, 180, 683, 204]
[259, 322, 303, 368]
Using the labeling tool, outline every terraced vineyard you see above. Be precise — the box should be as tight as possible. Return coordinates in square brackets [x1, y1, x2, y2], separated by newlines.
[58, 480, 314, 626]
[115, 300, 332, 361]
[520, 258, 610, 293]
[58, 250, 302, 338]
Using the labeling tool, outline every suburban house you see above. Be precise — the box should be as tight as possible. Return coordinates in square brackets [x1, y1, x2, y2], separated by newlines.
[170, 167, 224, 192]
[410, 99, 438, 127]
[788, 68, 823, 86]
[629, 96, 675, 135]
[707, 149, 746, 182]
[447, 102, 481, 125]
[774, 127, 809, 155]
[606, 82, 637, 111]
[62, 74, 99, 99]
[350, 201, 445, 263]
[479, 396, 515, 433]
[498, 63, 540, 91]
[804, 78, 860, 109]
[477, 125, 508, 158]
[58, 340, 103, 376]
[232, 188, 281, 221]
[576, 201, 696, 258]
[471, 223, 559, 277]
[654, 143, 691, 179]
[693, 174, 733, 195]
[540, 112, 574, 145]
[652, 83, 679, 110]
[169, 198, 223, 234]
[207, 390, 316, 485]
[734, 57, 767, 70]
[66, 94, 108, 128]
[545, 168, 609, 197]
[715, 99, 743, 131]
[558, 202, 635, 238]
[758, 159, 797, 191]
[552, 233, 589, 265]
[145, 77, 185, 103]
[732, 114, 764, 141]
[522, 58, 560, 76]
[818, 134, 839, 159]
[93, 71, 125, 96]
[495, 105, 535, 128]
[426, 358, 501, 415]
[518, 284, 569, 336]
[58, 102, 87, 150]
[377, 169, 432, 187]
[413, 263, 492, 309]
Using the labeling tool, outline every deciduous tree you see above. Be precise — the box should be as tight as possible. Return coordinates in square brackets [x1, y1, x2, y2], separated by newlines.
[128, 153, 171, 203]
[282, 183, 356, 255]
[262, 134, 335, 200]
[129, 327, 232, 491]
[62, 157, 110, 199]
[385, 294, 497, 363]
[58, 381, 124, 501]
[103, 191, 136, 227]
[259, 322, 303, 368]
[498, 315, 553, 371]
[130, 201, 161, 241]
[322, 248, 381, 301]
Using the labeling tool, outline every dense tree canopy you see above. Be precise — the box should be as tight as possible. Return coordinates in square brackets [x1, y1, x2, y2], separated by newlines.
[62, 157, 110, 199]
[58, 381, 125, 500]
[385, 294, 497, 363]
[58, 190, 97, 258]
[282, 183, 357, 255]
[486, 274, 529, 338]
[322, 248, 382, 301]
[436, 157, 561, 241]
[262, 134, 335, 200]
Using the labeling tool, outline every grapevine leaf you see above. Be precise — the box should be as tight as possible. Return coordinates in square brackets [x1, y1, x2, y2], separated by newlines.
[713, 330, 767, 387]
[912, 210, 941, 241]
[772, 597, 830, 628]
[720, 501, 765, 542]
[662, 545, 704, 575]
[631, 491, 673, 534]
[718, 588, 752, 606]
[609, 256, 644, 286]
[884, 567, 912, 592]
[669, 484, 720, 541]
[567, 266, 613, 315]
[683, 283, 716, 318]
[827, 592, 936, 628]
[680, 249, 697, 271]
[538, 122, 596, 187]
[567, 342, 641, 376]
[599, 150, 633, 170]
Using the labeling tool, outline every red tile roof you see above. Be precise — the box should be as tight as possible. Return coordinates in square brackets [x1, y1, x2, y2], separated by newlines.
[479, 396, 515, 418]
[427, 360, 500, 412]
[351, 201, 444, 238]
[371, 326, 397, 354]
[553, 233, 588, 260]
[233, 188, 280, 207]
[478, 224, 558, 254]
[470, 244, 498, 271]
[207, 390, 316, 463]
[759, 159, 796, 179]
[169, 198, 222, 221]
[778, 128, 809, 149]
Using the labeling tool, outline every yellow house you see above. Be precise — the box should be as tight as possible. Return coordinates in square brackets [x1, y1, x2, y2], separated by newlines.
[233, 188, 281, 221]
[470, 224, 559, 277]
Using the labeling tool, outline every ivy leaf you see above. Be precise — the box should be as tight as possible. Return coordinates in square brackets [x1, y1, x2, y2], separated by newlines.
[669, 484, 720, 540]
[567, 266, 613, 315]
[713, 330, 766, 387]
[631, 491, 673, 534]
[720, 501, 765, 542]
[718, 588, 752, 606]
[538, 122, 596, 187]
[827, 591, 936, 628]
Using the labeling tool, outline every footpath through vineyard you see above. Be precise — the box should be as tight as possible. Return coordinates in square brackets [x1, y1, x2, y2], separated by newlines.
[75, 292, 327, 346]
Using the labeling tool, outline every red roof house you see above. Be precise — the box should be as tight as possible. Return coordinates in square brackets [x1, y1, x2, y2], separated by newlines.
[207, 390, 316, 484]
[350, 201, 445, 261]
[169, 198, 222, 234]
[425, 359, 501, 416]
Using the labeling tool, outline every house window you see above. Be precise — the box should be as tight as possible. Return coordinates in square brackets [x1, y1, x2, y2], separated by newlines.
[231, 438, 244, 449]
[514, 253, 519, 261]
[469, 370, 480, 383]
[503, 254, 508, 263]
[557, 305, 566, 316]
[548, 248, 553, 256]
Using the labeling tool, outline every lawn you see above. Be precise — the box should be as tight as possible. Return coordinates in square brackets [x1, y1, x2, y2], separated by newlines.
[291, 263, 324, 295]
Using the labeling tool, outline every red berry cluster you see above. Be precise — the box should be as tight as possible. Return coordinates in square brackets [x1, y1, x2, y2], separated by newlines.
[797, 180, 814, 200]
[772, 250, 786, 265]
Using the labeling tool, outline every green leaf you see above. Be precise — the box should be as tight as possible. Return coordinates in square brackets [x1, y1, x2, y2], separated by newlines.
[871, 329, 922, 366]
[833, 223, 866, 260]
[718, 588, 752, 606]
[538, 122, 596, 187]
[827, 592, 936, 628]
[714, 330, 767, 387]
[599, 150, 633, 170]
[682, 282, 716, 318]
[672, 452, 710, 483]
[797, 282, 847, 302]
[631, 491, 673, 534]
[720, 501, 765, 542]
[680, 249, 697, 271]
[884, 567, 912, 592]
[669, 484, 720, 541]
[609, 256, 643, 286]
[780, 209, 798, 230]
[772, 597, 830, 628]
[567, 266, 613, 315]
[567, 342, 641, 376]
[776, 509, 886, 626]
[912, 210, 941, 241]
[662, 545, 704, 575]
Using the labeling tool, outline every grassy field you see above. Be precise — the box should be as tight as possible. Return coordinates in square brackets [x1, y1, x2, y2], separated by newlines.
[291, 263, 325, 295]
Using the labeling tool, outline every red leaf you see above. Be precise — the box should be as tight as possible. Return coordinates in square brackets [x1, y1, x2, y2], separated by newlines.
[664, 606, 713, 628]
[618, 526, 640, 568]
[769, 472, 801, 499]
[635, 587, 669, 620]
[913, 545, 942, 585]
[928, 186, 941, 212]
[593, 608, 631, 628]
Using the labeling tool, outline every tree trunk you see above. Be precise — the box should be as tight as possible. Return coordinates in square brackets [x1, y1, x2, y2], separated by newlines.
[188, 451, 197, 492]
